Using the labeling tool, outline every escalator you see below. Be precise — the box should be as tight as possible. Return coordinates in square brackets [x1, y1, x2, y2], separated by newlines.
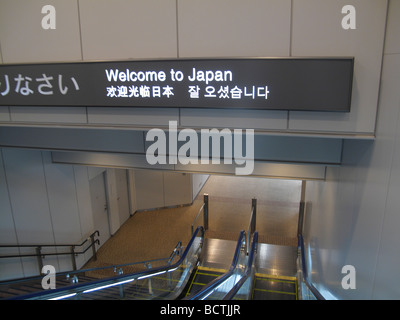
[0, 194, 322, 300]
[0, 274, 99, 299]
[184, 267, 226, 298]
[251, 274, 297, 300]
[185, 231, 298, 300]
[0, 229, 315, 300]
[186, 231, 256, 300]
[184, 235, 321, 300]
[1, 227, 249, 300]
[3, 226, 204, 300]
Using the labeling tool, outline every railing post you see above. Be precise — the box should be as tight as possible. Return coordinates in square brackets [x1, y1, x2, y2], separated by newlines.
[90, 232, 98, 261]
[36, 246, 43, 275]
[70, 246, 77, 271]
[203, 194, 209, 231]
[115, 268, 125, 298]
[297, 180, 306, 238]
[167, 264, 172, 288]
[251, 198, 257, 235]
[145, 262, 153, 295]
[297, 202, 305, 237]
[247, 199, 257, 255]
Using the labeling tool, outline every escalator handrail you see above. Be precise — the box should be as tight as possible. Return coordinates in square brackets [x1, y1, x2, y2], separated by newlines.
[223, 231, 258, 300]
[0, 230, 100, 249]
[298, 234, 325, 300]
[8, 226, 205, 300]
[0, 241, 182, 287]
[185, 230, 246, 300]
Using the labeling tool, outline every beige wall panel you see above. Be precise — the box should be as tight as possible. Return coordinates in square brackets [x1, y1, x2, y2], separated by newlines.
[134, 169, 165, 210]
[163, 172, 193, 206]
[384, 0, 400, 54]
[0, 0, 82, 63]
[178, 0, 291, 57]
[289, 0, 387, 134]
[79, 0, 178, 60]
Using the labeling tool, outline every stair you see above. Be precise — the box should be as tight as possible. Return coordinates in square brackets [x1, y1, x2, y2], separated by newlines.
[205, 230, 240, 242]
[251, 273, 297, 300]
[184, 266, 227, 298]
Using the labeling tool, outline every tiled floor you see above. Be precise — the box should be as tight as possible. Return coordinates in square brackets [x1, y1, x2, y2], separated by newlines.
[201, 175, 301, 245]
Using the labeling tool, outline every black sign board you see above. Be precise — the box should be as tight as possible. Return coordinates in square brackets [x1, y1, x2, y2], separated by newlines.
[0, 58, 354, 111]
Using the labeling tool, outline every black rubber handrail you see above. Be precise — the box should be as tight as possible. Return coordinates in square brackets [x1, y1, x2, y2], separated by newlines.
[223, 231, 258, 300]
[0, 230, 100, 273]
[0, 230, 100, 249]
[7, 226, 204, 300]
[185, 230, 246, 300]
[0, 240, 100, 259]
[223, 233, 325, 300]
[0, 241, 182, 287]
[298, 234, 325, 300]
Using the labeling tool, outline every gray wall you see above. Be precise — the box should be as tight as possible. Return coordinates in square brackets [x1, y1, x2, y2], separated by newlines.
[132, 170, 208, 211]
[0, 148, 95, 279]
[303, 0, 400, 299]
[0, 148, 134, 280]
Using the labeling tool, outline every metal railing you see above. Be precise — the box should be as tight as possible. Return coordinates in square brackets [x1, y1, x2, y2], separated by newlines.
[66, 240, 183, 280]
[0, 231, 100, 275]
[185, 230, 246, 300]
[246, 198, 257, 255]
[223, 231, 258, 300]
[207, 193, 324, 301]
[297, 234, 325, 300]
[296, 193, 325, 300]
[8, 226, 205, 300]
[191, 193, 209, 235]
[0, 240, 184, 300]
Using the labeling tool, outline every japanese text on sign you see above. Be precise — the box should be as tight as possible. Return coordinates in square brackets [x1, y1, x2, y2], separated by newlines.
[0, 58, 354, 111]
[0, 74, 79, 97]
[104, 67, 270, 101]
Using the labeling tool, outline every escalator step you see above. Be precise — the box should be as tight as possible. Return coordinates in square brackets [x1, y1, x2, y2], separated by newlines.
[185, 266, 226, 297]
[252, 274, 297, 300]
